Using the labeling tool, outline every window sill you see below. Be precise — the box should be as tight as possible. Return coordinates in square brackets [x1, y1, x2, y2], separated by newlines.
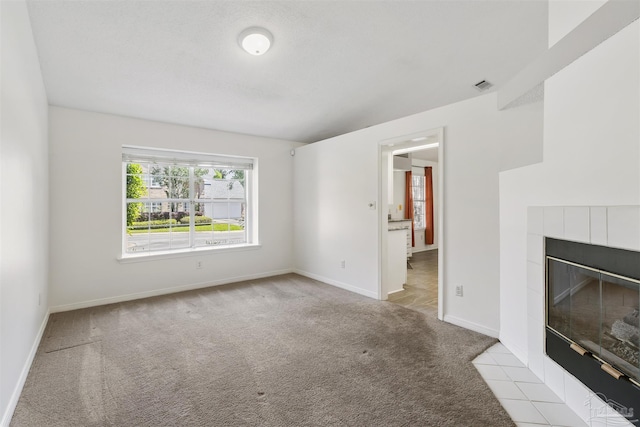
[117, 243, 262, 263]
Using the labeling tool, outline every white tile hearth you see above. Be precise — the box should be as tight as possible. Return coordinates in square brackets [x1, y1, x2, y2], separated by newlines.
[589, 207, 607, 246]
[544, 207, 564, 238]
[487, 342, 511, 354]
[473, 352, 499, 365]
[527, 288, 543, 322]
[475, 363, 511, 381]
[543, 356, 566, 400]
[527, 234, 544, 264]
[517, 382, 563, 403]
[476, 343, 635, 426]
[607, 206, 640, 251]
[475, 343, 588, 426]
[533, 401, 588, 426]
[527, 261, 544, 292]
[564, 207, 590, 243]
[503, 366, 545, 383]
[500, 399, 549, 424]
[486, 379, 528, 400]
[490, 353, 526, 368]
[563, 374, 593, 424]
[528, 207, 544, 235]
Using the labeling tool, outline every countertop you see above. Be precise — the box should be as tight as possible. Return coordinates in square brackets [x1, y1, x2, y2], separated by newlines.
[388, 219, 411, 231]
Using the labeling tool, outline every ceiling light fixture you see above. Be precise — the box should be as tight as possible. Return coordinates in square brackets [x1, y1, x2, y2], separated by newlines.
[239, 27, 273, 56]
[392, 143, 439, 155]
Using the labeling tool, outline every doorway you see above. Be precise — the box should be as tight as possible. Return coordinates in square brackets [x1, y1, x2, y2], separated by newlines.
[379, 128, 444, 320]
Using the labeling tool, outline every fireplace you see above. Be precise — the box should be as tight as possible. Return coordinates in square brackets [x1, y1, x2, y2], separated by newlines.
[546, 238, 640, 425]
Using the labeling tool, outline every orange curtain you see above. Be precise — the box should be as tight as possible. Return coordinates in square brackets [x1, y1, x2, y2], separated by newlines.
[405, 171, 415, 247]
[424, 167, 434, 245]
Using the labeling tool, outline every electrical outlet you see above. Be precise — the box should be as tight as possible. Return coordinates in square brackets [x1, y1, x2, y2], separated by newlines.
[340, 260, 346, 269]
[196, 261, 203, 269]
[455, 285, 463, 297]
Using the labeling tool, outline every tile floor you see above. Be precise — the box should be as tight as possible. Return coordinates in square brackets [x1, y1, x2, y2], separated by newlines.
[387, 249, 438, 313]
[474, 343, 589, 427]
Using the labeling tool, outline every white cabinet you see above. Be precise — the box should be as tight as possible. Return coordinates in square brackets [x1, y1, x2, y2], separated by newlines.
[389, 220, 412, 258]
[404, 223, 413, 258]
[387, 229, 407, 293]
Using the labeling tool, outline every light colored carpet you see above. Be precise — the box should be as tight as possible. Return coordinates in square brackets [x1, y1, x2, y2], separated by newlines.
[11, 274, 513, 426]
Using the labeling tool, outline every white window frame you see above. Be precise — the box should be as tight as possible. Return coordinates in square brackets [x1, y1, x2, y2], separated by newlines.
[120, 146, 259, 260]
[412, 174, 426, 231]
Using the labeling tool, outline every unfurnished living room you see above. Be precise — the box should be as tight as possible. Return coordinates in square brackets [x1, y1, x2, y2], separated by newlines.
[2, 1, 639, 426]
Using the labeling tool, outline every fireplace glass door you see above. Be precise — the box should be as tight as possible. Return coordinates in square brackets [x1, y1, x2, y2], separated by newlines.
[547, 257, 640, 384]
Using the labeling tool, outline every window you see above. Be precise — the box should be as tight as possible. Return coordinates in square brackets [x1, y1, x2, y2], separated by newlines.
[122, 146, 255, 257]
[412, 174, 425, 230]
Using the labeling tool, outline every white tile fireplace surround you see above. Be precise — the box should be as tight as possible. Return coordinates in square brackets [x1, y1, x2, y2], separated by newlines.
[526, 205, 640, 427]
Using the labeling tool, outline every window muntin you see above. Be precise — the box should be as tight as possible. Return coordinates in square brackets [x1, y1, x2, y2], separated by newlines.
[412, 174, 425, 230]
[123, 147, 253, 256]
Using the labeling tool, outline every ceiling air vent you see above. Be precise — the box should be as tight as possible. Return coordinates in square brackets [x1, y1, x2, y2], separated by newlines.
[474, 80, 493, 91]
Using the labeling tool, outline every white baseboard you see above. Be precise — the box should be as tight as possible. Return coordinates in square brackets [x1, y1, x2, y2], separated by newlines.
[293, 269, 379, 300]
[387, 288, 405, 295]
[443, 314, 499, 338]
[1, 310, 50, 427]
[50, 269, 294, 313]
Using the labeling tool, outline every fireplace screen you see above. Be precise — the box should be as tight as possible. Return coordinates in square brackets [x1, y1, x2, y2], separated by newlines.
[547, 257, 640, 384]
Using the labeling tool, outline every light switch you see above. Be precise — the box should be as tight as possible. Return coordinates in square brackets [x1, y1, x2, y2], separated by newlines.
[398, 204, 402, 211]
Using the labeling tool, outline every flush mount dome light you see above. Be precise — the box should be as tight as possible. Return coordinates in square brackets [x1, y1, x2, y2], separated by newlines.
[239, 27, 273, 56]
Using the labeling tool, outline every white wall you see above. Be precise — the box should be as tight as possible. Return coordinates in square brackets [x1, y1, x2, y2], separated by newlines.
[294, 92, 542, 335]
[0, 1, 50, 423]
[49, 107, 304, 310]
[498, 100, 544, 173]
[499, 0, 639, 370]
[293, 128, 380, 298]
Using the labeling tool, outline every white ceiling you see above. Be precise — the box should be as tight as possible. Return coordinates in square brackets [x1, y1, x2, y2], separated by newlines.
[393, 134, 439, 163]
[26, 1, 548, 143]
[412, 148, 439, 163]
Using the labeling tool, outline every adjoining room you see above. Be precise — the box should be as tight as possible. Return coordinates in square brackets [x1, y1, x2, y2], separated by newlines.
[385, 136, 441, 316]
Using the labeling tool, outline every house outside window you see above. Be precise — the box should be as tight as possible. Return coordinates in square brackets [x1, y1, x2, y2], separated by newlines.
[412, 174, 425, 230]
[122, 146, 255, 257]
[143, 202, 163, 213]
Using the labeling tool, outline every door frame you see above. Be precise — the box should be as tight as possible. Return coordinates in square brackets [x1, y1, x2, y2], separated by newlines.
[378, 127, 445, 320]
